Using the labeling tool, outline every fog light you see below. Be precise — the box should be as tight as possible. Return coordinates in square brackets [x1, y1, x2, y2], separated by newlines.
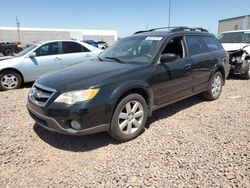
[70, 120, 81, 130]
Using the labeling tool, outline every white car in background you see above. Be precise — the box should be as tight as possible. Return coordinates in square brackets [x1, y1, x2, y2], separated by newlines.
[218, 30, 250, 79]
[0, 40, 102, 90]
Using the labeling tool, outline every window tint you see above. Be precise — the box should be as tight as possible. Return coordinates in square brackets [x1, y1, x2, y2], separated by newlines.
[35, 42, 59, 56]
[202, 36, 223, 51]
[186, 36, 207, 56]
[62, 42, 90, 54]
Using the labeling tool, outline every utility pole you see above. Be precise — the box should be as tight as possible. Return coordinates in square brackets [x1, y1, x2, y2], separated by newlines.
[168, 0, 171, 27]
[16, 16, 20, 43]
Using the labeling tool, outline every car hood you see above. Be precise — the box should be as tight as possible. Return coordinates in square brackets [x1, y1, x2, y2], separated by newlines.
[221, 43, 250, 51]
[0, 56, 14, 61]
[36, 61, 141, 92]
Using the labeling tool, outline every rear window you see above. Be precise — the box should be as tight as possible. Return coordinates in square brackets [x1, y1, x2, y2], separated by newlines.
[186, 36, 207, 56]
[202, 36, 223, 51]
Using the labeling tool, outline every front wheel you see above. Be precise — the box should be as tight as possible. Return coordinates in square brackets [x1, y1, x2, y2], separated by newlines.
[202, 72, 223, 101]
[109, 94, 148, 142]
[0, 71, 22, 91]
[4, 49, 14, 56]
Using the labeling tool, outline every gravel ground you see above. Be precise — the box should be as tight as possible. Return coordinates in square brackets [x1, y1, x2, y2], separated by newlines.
[0, 78, 249, 187]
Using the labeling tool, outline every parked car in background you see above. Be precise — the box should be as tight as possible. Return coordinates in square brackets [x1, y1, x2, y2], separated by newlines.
[82, 40, 99, 48]
[27, 27, 230, 141]
[96, 41, 108, 49]
[218, 30, 250, 79]
[0, 42, 22, 56]
[0, 40, 101, 90]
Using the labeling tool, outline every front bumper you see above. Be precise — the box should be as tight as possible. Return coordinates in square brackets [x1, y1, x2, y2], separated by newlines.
[224, 62, 231, 79]
[26, 86, 112, 137]
[230, 60, 250, 75]
[27, 104, 110, 135]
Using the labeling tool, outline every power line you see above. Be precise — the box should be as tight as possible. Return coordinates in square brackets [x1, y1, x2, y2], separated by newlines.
[16, 16, 20, 43]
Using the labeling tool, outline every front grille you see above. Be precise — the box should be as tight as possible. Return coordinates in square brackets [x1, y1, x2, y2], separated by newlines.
[29, 84, 56, 107]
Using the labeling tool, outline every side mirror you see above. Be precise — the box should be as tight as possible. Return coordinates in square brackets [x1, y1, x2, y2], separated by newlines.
[28, 52, 36, 58]
[160, 53, 177, 63]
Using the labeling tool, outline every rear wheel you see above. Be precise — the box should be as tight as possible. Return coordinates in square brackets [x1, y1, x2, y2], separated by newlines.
[109, 94, 148, 142]
[241, 64, 250, 80]
[0, 71, 22, 91]
[202, 72, 223, 101]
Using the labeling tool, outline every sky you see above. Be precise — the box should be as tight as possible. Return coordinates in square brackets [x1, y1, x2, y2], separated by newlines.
[0, 0, 250, 37]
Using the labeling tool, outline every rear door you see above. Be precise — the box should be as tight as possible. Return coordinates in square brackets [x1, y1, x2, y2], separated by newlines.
[23, 42, 62, 81]
[185, 35, 216, 93]
[60, 41, 93, 67]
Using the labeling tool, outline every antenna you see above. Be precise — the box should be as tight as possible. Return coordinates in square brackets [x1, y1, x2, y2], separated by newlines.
[16, 16, 20, 43]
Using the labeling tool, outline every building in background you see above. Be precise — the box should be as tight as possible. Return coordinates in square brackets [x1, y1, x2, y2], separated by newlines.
[0, 27, 117, 45]
[218, 15, 250, 33]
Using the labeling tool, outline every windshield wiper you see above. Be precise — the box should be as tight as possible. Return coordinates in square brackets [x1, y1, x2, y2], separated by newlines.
[105, 56, 124, 63]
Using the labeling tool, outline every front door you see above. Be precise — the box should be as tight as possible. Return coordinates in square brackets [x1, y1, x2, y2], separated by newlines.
[24, 42, 62, 81]
[153, 36, 193, 107]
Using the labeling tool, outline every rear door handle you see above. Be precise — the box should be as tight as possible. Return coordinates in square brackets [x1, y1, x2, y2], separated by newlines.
[185, 64, 191, 69]
[54, 57, 61, 61]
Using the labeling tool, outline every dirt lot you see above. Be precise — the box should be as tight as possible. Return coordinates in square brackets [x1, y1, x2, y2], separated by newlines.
[0, 78, 249, 187]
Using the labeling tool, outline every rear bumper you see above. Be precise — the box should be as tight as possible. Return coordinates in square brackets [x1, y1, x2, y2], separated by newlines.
[27, 104, 109, 136]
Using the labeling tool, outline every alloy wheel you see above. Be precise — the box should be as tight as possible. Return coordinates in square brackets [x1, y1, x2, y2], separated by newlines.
[211, 74, 222, 98]
[118, 100, 144, 135]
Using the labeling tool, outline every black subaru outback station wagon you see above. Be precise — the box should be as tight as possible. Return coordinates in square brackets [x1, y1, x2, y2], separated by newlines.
[27, 27, 230, 141]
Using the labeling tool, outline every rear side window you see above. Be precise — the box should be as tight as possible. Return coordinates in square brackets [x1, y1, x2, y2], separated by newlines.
[202, 36, 223, 51]
[186, 36, 207, 56]
[62, 42, 90, 54]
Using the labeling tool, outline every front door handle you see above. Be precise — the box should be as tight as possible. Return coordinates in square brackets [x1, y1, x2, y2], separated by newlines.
[85, 54, 91, 57]
[185, 64, 191, 70]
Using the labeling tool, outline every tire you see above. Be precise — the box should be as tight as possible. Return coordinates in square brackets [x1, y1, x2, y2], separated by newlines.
[0, 71, 22, 91]
[241, 64, 250, 80]
[109, 94, 148, 142]
[4, 49, 14, 56]
[202, 71, 223, 101]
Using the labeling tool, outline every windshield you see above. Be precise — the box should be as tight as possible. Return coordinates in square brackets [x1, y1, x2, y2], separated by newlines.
[15, 44, 38, 57]
[218, 32, 250, 43]
[98, 36, 163, 64]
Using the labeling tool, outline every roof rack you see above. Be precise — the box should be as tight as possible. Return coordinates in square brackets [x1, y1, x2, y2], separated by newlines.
[133, 26, 208, 34]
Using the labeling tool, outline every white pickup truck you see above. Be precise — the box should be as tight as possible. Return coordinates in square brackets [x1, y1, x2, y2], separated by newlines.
[218, 30, 250, 79]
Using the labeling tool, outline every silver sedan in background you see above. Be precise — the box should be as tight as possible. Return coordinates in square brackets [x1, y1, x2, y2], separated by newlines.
[0, 40, 102, 91]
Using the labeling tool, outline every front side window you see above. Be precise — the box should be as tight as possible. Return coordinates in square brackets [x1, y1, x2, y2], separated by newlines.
[162, 36, 186, 58]
[202, 36, 223, 51]
[99, 36, 163, 64]
[35, 42, 59, 56]
[62, 42, 90, 53]
[186, 36, 207, 56]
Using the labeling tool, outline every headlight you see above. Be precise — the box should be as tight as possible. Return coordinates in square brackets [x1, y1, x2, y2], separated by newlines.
[54, 88, 100, 105]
